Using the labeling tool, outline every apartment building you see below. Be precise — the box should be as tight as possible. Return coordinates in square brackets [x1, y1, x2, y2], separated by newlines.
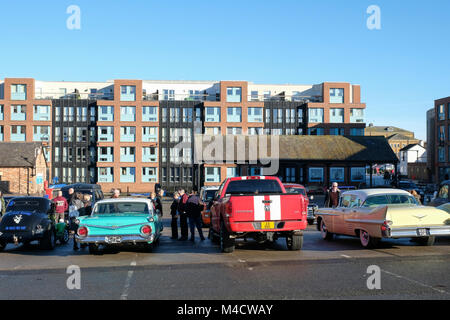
[0, 77, 366, 192]
[434, 97, 450, 182]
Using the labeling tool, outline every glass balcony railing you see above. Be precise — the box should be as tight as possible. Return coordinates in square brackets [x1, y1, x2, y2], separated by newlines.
[142, 154, 157, 163]
[98, 175, 114, 183]
[98, 154, 114, 162]
[33, 113, 50, 121]
[142, 134, 158, 142]
[11, 113, 26, 121]
[11, 134, 26, 141]
[142, 174, 157, 182]
[11, 92, 26, 100]
[120, 154, 135, 162]
[120, 174, 135, 183]
[98, 134, 114, 142]
[120, 134, 135, 142]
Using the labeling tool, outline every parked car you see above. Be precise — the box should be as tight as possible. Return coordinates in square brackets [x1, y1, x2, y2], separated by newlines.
[200, 186, 220, 227]
[76, 198, 163, 254]
[429, 180, 450, 207]
[284, 184, 315, 224]
[315, 189, 450, 248]
[209, 176, 307, 252]
[61, 183, 104, 209]
[0, 197, 64, 251]
[397, 180, 425, 202]
[305, 185, 325, 195]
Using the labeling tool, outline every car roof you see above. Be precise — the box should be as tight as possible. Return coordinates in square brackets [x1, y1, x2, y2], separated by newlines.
[284, 184, 305, 188]
[343, 188, 412, 199]
[61, 183, 102, 190]
[94, 198, 152, 205]
[201, 186, 220, 190]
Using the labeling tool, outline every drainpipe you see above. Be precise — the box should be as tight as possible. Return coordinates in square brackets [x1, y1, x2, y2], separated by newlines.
[27, 167, 30, 196]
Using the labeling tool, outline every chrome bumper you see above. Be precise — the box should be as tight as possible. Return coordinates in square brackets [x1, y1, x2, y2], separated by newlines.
[387, 226, 450, 238]
[76, 234, 155, 244]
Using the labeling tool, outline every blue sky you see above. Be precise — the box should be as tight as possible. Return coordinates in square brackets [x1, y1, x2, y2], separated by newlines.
[1, 0, 449, 140]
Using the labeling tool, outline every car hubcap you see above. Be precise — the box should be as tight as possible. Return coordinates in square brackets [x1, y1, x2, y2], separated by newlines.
[321, 222, 327, 238]
[361, 231, 369, 246]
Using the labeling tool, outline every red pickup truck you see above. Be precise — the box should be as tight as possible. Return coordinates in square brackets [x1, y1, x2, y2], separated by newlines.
[209, 176, 307, 253]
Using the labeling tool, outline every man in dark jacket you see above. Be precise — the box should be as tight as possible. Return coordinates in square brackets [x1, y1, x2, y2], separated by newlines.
[324, 182, 341, 208]
[170, 192, 180, 239]
[177, 188, 189, 241]
[185, 189, 205, 242]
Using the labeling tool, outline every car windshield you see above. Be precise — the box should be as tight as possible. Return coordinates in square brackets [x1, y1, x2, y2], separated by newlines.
[226, 180, 283, 195]
[6, 199, 47, 213]
[93, 202, 150, 215]
[204, 190, 217, 201]
[362, 194, 418, 207]
[285, 187, 306, 196]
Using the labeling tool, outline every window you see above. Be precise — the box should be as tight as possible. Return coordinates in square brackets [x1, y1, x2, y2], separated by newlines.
[163, 89, 175, 100]
[227, 127, 242, 135]
[98, 168, 114, 183]
[170, 128, 181, 143]
[120, 147, 136, 162]
[350, 128, 364, 136]
[309, 167, 324, 182]
[330, 167, 345, 182]
[120, 167, 136, 182]
[54, 147, 60, 162]
[285, 168, 296, 182]
[263, 91, 271, 101]
[226, 87, 241, 103]
[55, 107, 61, 121]
[205, 107, 221, 122]
[161, 108, 167, 122]
[76, 106, 88, 122]
[248, 127, 263, 135]
[285, 109, 295, 123]
[142, 167, 157, 182]
[308, 108, 324, 123]
[98, 126, 114, 142]
[438, 104, 445, 121]
[142, 126, 158, 142]
[33, 126, 50, 141]
[11, 84, 26, 100]
[297, 109, 303, 123]
[63, 127, 74, 142]
[439, 126, 446, 141]
[438, 147, 445, 162]
[248, 107, 263, 122]
[351, 167, 365, 182]
[120, 106, 136, 121]
[330, 108, 344, 123]
[120, 85, 136, 101]
[272, 109, 283, 123]
[63, 107, 74, 122]
[170, 108, 180, 122]
[250, 91, 259, 101]
[120, 126, 136, 142]
[11, 105, 26, 120]
[205, 127, 221, 135]
[350, 108, 364, 123]
[329, 88, 344, 103]
[142, 106, 158, 122]
[33, 105, 50, 121]
[76, 127, 88, 142]
[265, 109, 270, 123]
[227, 167, 238, 178]
[183, 108, 193, 122]
[99, 106, 114, 121]
[227, 107, 242, 122]
[308, 127, 324, 135]
[205, 167, 221, 182]
[98, 147, 114, 162]
[330, 128, 345, 135]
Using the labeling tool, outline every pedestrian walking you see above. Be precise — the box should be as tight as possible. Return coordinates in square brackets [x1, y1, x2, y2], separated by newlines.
[324, 182, 341, 208]
[177, 188, 189, 241]
[70, 193, 85, 251]
[170, 192, 180, 239]
[185, 189, 205, 242]
[52, 190, 68, 223]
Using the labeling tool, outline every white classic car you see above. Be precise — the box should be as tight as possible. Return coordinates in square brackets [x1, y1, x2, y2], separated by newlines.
[315, 189, 450, 248]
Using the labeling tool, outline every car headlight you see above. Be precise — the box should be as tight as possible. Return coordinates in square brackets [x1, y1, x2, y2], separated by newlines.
[35, 225, 44, 234]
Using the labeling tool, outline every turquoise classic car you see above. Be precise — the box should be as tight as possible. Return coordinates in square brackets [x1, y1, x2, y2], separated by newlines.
[75, 198, 163, 254]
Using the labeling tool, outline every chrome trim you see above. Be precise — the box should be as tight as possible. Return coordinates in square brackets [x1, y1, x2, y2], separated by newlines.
[388, 226, 450, 238]
[75, 234, 155, 243]
[317, 213, 339, 216]
[346, 219, 386, 224]
[81, 222, 148, 230]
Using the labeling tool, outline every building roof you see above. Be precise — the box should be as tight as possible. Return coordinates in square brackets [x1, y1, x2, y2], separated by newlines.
[365, 126, 412, 134]
[400, 143, 425, 152]
[387, 133, 418, 141]
[196, 135, 398, 163]
[0, 143, 44, 167]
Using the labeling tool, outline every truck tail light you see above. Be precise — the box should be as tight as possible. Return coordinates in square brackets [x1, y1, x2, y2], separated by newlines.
[77, 227, 88, 238]
[141, 225, 152, 236]
[225, 202, 233, 216]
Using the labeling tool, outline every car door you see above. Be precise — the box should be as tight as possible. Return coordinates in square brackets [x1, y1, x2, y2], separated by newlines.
[333, 194, 355, 235]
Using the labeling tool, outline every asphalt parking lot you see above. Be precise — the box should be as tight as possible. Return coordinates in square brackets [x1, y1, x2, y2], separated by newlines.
[0, 201, 449, 300]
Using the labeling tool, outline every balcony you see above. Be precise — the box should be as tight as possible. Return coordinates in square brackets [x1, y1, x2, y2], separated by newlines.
[120, 154, 135, 162]
[11, 134, 26, 141]
[350, 116, 364, 123]
[120, 134, 135, 142]
[120, 93, 136, 102]
[142, 113, 158, 122]
[142, 153, 157, 163]
[98, 112, 114, 121]
[142, 174, 157, 182]
[329, 115, 344, 123]
[227, 114, 241, 123]
[248, 114, 263, 122]
[11, 113, 26, 121]
[98, 175, 114, 183]
[11, 92, 26, 101]
[98, 154, 113, 162]
[33, 134, 50, 142]
[120, 174, 135, 183]
[33, 112, 50, 121]
[98, 133, 114, 142]
[120, 113, 136, 122]
[142, 133, 158, 143]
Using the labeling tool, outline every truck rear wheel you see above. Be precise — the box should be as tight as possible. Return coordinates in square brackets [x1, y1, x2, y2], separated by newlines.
[40, 228, 56, 250]
[286, 234, 303, 251]
[0, 239, 6, 252]
[220, 221, 235, 253]
[209, 227, 220, 244]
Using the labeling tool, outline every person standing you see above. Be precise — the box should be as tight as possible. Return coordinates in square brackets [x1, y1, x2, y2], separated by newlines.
[177, 188, 189, 241]
[185, 189, 205, 242]
[66, 188, 76, 205]
[111, 189, 120, 199]
[53, 190, 68, 223]
[170, 192, 180, 240]
[0, 191, 6, 218]
[324, 182, 341, 208]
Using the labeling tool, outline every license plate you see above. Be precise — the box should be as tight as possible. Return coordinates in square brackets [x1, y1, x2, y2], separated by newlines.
[416, 228, 429, 236]
[261, 221, 275, 229]
[105, 236, 122, 244]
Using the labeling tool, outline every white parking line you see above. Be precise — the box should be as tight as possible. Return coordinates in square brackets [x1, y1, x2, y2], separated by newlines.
[381, 269, 449, 295]
[120, 260, 137, 300]
[341, 254, 351, 259]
